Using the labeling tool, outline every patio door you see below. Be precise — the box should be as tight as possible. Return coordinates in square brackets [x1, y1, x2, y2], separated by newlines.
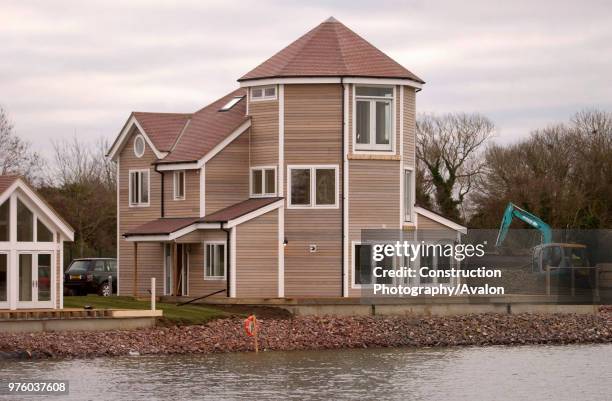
[0, 253, 7, 309]
[17, 253, 53, 308]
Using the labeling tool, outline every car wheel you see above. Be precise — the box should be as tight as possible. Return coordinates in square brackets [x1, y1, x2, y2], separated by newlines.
[100, 283, 112, 297]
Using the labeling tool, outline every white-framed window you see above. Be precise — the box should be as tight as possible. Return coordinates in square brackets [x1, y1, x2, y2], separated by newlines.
[354, 85, 394, 152]
[134, 134, 146, 158]
[0, 199, 8, 242]
[250, 166, 276, 197]
[204, 241, 226, 280]
[404, 168, 414, 222]
[129, 169, 150, 207]
[251, 85, 277, 101]
[173, 171, 186, 200]
[287, 165, 338, 209]
[351, 242, 395, 288]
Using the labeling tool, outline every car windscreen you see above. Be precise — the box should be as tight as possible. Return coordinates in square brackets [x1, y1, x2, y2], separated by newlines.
[66, 260, 91, 274]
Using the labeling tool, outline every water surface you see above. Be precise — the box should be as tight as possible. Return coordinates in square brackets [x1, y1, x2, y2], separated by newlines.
[1, 344, 610, 400]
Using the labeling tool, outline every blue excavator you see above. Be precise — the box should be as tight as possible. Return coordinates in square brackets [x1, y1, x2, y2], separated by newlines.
[495, 203, 552, 247]
[495, 203, 590, 284]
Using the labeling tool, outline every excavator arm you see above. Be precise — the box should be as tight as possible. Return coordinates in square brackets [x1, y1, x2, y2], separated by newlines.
[495, 203, 552, 247]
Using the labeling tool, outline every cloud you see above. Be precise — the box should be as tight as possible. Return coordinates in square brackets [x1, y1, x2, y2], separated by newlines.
[1, 0, 611, 155]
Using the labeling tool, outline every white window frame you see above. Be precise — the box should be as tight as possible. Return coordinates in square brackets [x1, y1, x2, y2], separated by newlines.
[133, 134, 146, 158]
[353, 85, 396, 154]
[403, 167, 415, 222]
[250, 85, 277, 102]
[0, 251, 7, 307]
[250, 166, 277, 198]
[351, 241, 397, 289]
[287, 165, 339, 209]
[204, 241, 226, 280]
[173, 170, 186, 201]
[128, 169, 150, 207]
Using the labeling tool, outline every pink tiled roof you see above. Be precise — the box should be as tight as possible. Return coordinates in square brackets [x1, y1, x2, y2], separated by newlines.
[0, 175, 19, 195]
[132, 112, 191, 152]
[123, 198, 282, 237]
[239, 17, 424, 83]
[201, 197, 282, 223]
[123, 217, 200, 236]
[158, 89, 249, 163]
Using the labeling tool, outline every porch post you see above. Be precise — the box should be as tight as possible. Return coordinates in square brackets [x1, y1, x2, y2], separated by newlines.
[133, 242, 138, 297]
[173, 242, 179, 296]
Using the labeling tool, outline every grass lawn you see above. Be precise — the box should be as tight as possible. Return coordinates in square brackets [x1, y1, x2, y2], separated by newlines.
[63, 295, 232, 325]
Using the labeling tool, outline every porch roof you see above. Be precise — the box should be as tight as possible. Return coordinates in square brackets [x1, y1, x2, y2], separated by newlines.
[123, 197, 284, 239]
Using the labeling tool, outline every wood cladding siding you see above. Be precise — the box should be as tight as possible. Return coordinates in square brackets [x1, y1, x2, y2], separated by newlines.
[163, 170, 200, 218]
[118, 128, 164, 295]
[235, 210, 278, 298]
[403, 86, 416, 167]
[205, 131, 250, 215]
[348, 160, 400, 238]
[283, 84, 343, 297]
[186, 230, 227, 297]
[348, 159, 400, 296]
[416, 214, 458, 241]
[249, 96, 278, 167]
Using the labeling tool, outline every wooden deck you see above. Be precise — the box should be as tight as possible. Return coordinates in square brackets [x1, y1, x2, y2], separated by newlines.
[0, 308, 161, 321]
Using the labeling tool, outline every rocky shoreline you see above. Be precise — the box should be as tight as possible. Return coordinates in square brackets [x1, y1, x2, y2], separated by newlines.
[1, 308, 610, 359]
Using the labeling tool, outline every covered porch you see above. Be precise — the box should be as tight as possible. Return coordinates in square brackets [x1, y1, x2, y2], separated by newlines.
[122, 197, 283, 299]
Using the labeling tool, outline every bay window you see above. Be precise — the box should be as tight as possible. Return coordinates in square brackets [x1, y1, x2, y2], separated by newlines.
[355, 86, 394, 151]
[288, 165, 338, 208]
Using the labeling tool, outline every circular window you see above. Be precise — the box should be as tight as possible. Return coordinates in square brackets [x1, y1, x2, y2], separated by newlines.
[134, 135, 145, 158]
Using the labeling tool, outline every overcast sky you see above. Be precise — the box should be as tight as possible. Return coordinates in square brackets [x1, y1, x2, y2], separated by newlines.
[2, 0, 611, 157]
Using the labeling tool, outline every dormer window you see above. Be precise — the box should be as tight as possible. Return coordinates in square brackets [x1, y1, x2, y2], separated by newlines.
[251, 85, 277, 101]
[354, 86, 394, 152]
[219, 96, 244, 111]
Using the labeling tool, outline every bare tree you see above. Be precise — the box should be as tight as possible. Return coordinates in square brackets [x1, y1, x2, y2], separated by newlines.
[416, 113, 494, 222]
[40, 136, 116, 258]
[0, 105, 43, 180]
[471, 109, 612, 229]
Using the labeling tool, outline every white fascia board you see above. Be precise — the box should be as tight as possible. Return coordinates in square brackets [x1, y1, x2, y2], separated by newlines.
[107, 115, 168, 161]
[123, 222, 222, 242]
[156, 162, 199, 171]
[2, 179, 75, 241]
[239, 77, 423, 89]
[343, 77, 423, 89]
[225, 199, 284, 229]
[239, 77, 341, 87]
[414, 206, 467, 234]
[154, 119, 251, 172]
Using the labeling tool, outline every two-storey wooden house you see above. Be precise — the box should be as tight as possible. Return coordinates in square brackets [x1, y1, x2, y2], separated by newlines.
[107, 17, 465, 299]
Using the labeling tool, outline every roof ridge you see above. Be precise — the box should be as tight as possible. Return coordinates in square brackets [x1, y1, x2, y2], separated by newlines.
[273, 23, 322, 76]
[330, 20, 349, 75]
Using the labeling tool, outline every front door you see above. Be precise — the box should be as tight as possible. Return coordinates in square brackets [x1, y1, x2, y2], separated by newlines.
[175, 244, 189, 296]
[17, 253, 53, 308]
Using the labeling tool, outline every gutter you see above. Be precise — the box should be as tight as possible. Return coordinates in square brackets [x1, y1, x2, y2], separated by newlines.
[154, 165, 165, 217]
[340, 76, 346, 297]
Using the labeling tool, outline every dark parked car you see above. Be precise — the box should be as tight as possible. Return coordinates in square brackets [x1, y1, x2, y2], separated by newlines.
[64, 258, 117, 296]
